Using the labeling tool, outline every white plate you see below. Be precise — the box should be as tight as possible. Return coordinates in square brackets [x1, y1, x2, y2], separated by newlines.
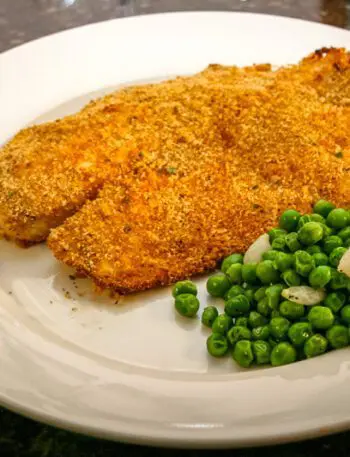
[1, 12, 350, 449]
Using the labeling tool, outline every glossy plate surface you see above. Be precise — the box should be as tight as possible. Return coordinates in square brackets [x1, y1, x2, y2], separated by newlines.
[1, 12, 350, 448]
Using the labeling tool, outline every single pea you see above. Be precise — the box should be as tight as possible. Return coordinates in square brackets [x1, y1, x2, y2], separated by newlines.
[288, 322, 313, 346]
[212, 314, 233, 334]
[298, 222, 324, 246]
[175, 294, 200, 317]
[256, 260, 280, 284]
[221, 253, 244, 274]
[262, 250, 280, 261]
[254, 286, 267, 302]
[268, 228, 287, 243]
[306, 245, 322, 255]
[280, 300, 305, 320]
[252, 325, 270, 341]
[225, 285, 245, 300]
[326, 208, 350, 229]
[206, 274, 231, 298]
[226, 264, 243, 284]
[329, 270, 350, 290]
[308, 306, 334, 330]
[295, 250, 315, 277]
[271, 237, 286, 251]
[329, 247, 347, 267]
[225, 295, 250, 317]
[252, 340, 271, 365]
[201, 306, 219, 328]
[304, 334, 328, 358]
[313, 199, 335, 218]
[285, 232, 302, 253]
[310, 214, 326, 224]
[308, 265, 332, 288]
[232, 340, 254, 368]
[282, 269, 301, 287]
[244, 288, 255, 304]
[324, 291, 346, 313]
[279, 209, 301, 232]
[323, 235, 343, 255]
[172, 280, 197, 297]
[207, 333, 229, 357]
[235, 317, 249, 327]
[274, 252, 295, 272]
[257, 297, 270, 317]
[326, 325, 349, 349]
[241, 263, 258, 284]
[248, 311, 268, 328]
[271, 342, 297, 366]
[265, 284, 284, 310]
[227, 326, 252, 346]
[340, 305, 350, 325]
[269, 317, 290, 341]
[338, 227, 350, 242]
[312, 252, 329, 267]
[297, 215, 313, 230]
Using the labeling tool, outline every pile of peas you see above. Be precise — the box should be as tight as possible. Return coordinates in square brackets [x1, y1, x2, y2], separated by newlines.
[172, 200, 350, 368]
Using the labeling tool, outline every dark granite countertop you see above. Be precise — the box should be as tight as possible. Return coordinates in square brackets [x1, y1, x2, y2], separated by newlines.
[1, 1, 350, 456]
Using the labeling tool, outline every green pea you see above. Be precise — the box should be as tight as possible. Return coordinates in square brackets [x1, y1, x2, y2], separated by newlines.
[269, 317, 290, 341]
[326, 208, 350, 229]
[338, 227, 350, 242]
[268, 228, 287, 243]
[298, 222, 324, 246]
[271, 342, 297, 366]
[297, 215, 312, 230]
[225, 285, 245, 300]
[310, 214, 326, 224]
[253, 287, 266, 302]
[201, 306, 219, 328]
[312, 252, 329, 267]
[280, 300, 305, 320]
[324, 291, 346, 313]
[241, 263, 258, 284]
[274, 252, 295, 272]
[323, 235, 343, 254]
[172, 280, 198, 297]
[265, 284, 284, 310]
[206, 274, 231, 297]
[207, 333, 229, 357]
[224, 295, 250, 317]
[248, 311, 268, 328]
[308, 265, 332, 288]
[252, 340, 271, 365]
[304, 334, 328, 358]
[271, 237, 286, 251]
[326, 325, 349, 349]
[256, 260, 280, 284]
[288, 322, 313, 346]
[174, 294, 200, 317]
[226, 264, 242, 284]
[252, 325, 270, 341]
[340, 305, 350, 325]
[221, 253, 244, 274]
[320, 223, 335, 238]
[329, 270, 350, 290]
[329, 247, 347, 267]
[306, 245, 322, 255]
[295, 250, 315, 277]
[244, 288, 255, 304]
[257, 297, 270, 316]
[279, 209, 301, 232]
[235, 317, 249, 327]
[282, 269, 301, 287]
[212, 314, 233, 334]
[232, 340, 254, 368]
[308, 306, 334, 330]
[285, 232, 302, 252]
[262, 250, 280, 261]
[227, 326, 252, 345]
[313, 199, 335, 218]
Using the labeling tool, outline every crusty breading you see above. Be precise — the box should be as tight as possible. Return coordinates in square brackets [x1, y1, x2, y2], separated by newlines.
[47, 49, 350, 293]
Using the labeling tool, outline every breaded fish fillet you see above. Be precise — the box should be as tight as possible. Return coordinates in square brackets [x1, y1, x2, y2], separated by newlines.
[48, 49, 350, 293]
